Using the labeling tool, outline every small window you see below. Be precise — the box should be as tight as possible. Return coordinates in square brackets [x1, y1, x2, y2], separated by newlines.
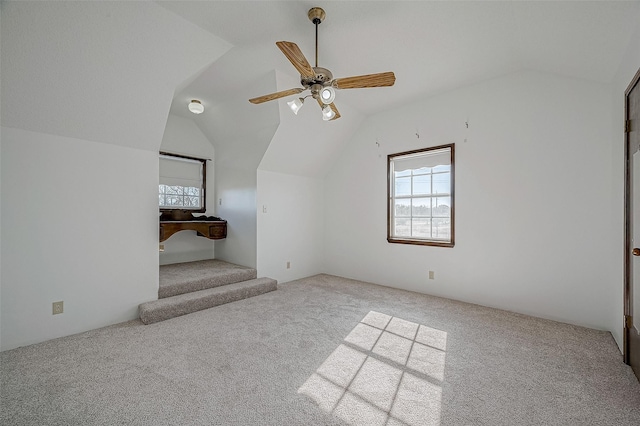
[159, 152, 206, 212]
[388, 144, 454, 247]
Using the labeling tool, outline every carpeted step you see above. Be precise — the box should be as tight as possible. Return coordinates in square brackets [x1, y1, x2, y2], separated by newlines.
[159, 259, 257, 299]
[139, 277, 277, 325]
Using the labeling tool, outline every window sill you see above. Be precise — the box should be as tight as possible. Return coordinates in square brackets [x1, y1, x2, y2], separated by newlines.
[387, 237, 454, 248]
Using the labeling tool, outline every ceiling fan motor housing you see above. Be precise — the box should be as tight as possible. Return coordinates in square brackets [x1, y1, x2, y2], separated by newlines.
[301, 67, 333, 89]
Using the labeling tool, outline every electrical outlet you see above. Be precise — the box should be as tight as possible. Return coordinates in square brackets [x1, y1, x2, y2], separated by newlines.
[262, 205, 267, 213]
[428, 271, 435, 280]
[219, 198, 222, 205]
[286, 261, 291, 269]
[52, 301, 64, 315]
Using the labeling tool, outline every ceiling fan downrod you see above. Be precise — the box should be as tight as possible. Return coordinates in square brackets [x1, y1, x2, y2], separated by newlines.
[308, 7, 325, 68]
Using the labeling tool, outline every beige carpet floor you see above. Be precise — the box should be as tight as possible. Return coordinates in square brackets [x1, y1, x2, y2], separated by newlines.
[1, 274, 639, 425]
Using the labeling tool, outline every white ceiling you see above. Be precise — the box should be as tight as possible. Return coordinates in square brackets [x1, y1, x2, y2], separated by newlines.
[1, 1, 232, 151]
[162, 0, 640, 120]
[3, 1, 637, 166]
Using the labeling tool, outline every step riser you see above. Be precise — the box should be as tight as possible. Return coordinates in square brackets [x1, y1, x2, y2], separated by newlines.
[159, 269, 257, 299]
[140, 278, 277, 325]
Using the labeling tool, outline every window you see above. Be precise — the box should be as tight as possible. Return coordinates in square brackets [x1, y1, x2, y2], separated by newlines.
[159, 152, 206, 212]
[388, 144, 454, 247]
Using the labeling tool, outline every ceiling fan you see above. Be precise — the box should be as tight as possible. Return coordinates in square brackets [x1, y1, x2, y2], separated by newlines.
[249, 7, 396, 121]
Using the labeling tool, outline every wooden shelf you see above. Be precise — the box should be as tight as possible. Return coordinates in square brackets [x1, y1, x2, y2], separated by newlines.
[159, 220, 227, 242]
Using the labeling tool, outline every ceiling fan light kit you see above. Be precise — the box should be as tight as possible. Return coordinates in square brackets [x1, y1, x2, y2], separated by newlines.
[320, 86, 336, 104]
[249, 7, 395, 121]
[287, 97, 304, 115]
[322, 104, 336, 121]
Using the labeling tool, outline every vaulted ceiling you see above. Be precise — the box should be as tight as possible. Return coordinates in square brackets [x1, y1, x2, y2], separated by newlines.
[165, 1, 640, 120]
[1, 1, 231, 152]
[2, 1, 639, 174]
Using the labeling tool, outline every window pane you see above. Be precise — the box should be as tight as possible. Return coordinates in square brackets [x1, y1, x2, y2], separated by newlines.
[413, 174, 431, 195]
[165, 186, 181, 195]
[433, 164, 451, 173]
[394, 218, 410, 236]
[412, 198, 431, 216]
[432, 218, 451, 240]
[395, 170, 411, 177]
[395, 199, 411, 217]
[433, 197, 451, 217]
[158, 185, 202, 209]
[166, 196, 182, 206]
[395, 176, 411, 196]
[412, 219, 431, 238]
[432, 173, 450, 195]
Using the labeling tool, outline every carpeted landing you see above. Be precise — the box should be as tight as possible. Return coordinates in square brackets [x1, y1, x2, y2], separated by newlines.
[2, 274, 640, 425]
[139, 259, 277, 324]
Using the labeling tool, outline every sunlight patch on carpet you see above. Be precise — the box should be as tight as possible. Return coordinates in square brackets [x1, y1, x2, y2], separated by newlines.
[298, 311, 447, 426]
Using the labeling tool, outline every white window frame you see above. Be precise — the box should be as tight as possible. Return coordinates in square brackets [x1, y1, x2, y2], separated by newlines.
[387, 144, 455, 247]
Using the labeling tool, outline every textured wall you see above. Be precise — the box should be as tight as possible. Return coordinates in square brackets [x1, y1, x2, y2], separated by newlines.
[1, 128, 159, 351]
[324, 71, 617, 340]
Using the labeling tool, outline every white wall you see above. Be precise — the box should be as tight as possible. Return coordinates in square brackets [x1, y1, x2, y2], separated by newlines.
[159, 114, 216, 265]
[611, 23, 640, 350]
[257, 170, 325, 283]
[215, 165, 258, 268]
[197, 73, 280, 269]
[0, 127, 159, 351]
[254, 71, 358, 283]
[324, 70, 617, 336]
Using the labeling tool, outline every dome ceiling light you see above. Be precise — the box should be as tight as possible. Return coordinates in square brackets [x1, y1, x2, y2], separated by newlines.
[188, 99, 204, 114]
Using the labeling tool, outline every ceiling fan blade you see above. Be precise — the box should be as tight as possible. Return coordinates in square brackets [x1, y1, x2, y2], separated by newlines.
[249, 88, 304, 104]
[334, 72, 396, 89]
[276, 41, 316, 79]
[316, 98, 341, 120]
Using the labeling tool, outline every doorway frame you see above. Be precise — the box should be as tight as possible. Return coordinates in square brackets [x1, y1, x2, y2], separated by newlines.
[624, 67, 640, 364]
